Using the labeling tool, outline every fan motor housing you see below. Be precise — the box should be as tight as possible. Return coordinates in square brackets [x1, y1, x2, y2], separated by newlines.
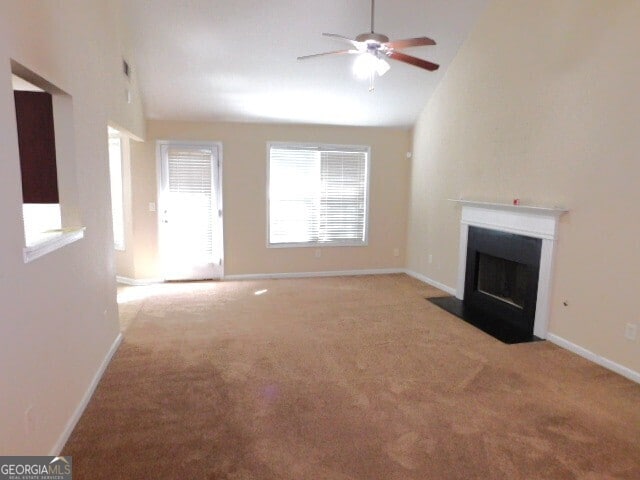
[355, 32, 389, 44]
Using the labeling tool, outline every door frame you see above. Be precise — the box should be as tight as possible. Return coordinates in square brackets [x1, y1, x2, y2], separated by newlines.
[155, 139, 224, 280]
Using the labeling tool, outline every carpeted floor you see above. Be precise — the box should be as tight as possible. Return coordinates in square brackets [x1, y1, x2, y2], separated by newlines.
[64, 274, 640, 479]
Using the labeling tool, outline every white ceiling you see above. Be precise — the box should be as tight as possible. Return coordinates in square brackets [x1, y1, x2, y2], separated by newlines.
[125, 0, 488, 128]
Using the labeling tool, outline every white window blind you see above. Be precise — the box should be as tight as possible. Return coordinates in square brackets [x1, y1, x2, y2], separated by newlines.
[269, 144, 369, 246]
[166, 146, 214, 259]
[108, 129, 125, 250]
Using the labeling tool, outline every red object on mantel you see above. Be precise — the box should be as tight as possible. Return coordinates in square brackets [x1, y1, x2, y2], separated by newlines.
[513, 198, 520, 205]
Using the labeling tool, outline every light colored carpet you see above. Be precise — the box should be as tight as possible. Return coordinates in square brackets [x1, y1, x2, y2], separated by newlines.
[116, 284, 145, 332]
[65, 274, 640, 479]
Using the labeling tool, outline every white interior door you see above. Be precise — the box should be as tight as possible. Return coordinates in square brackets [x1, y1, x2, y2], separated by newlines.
[158, 141, 223, 280]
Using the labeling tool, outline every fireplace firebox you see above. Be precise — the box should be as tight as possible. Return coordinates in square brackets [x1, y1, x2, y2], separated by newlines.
[463, 226, 541, 337]
[476, 254, 528, 308]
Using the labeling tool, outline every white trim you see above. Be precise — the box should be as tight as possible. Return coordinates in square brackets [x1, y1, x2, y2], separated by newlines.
[449, 199, 567, 216]
[217, 144, 225, 278]
[460, 206, 562, 240]
[267, 241, 369, 249]
[404, 270, 457, 295]
[108, 131, 126, 251]
[533, 240, 554, 338]
[547, 333, 640, 384]
[23, 227, 85, 263]
[49, 333, 123, 455]
[116, 276, 163, 286]
[224, 268, 403, 281]
[455, 223, 469, 299]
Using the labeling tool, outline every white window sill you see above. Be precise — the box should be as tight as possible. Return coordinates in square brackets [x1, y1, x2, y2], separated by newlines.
[267, 241, 368, 248]
[23, 227, 86, 263]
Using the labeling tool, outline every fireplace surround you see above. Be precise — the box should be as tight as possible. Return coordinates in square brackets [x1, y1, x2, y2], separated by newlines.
[454, 200, 567, 340]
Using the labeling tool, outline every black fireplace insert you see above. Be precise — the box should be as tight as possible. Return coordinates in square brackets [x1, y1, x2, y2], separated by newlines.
[429, 226, 542, 344]
[464, 226, 541, 333]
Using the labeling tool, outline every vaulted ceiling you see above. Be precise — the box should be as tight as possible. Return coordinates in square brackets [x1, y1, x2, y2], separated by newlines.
[126, 0, 488, 127]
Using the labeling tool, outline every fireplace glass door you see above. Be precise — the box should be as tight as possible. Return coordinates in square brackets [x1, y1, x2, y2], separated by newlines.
[476, 253, 527, 310]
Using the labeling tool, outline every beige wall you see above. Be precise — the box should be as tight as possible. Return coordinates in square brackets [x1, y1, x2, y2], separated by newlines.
[407, 0, 640, 373]
[109, 0, 146, 278]
[125, 121, 411, 279]
[0, 0, 144, 454]
[105, 0, 146, 138]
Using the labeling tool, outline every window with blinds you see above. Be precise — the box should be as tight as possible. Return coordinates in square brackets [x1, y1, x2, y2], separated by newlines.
[268, 143, 369, 247]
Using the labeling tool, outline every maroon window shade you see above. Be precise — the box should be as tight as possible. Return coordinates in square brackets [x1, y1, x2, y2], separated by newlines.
[14, 90, 60, 204]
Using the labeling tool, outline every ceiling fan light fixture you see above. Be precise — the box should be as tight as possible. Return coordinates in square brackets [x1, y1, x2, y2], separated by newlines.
[352, 52, 378, 80]
[376, 57, 390, 76]
[353, 52, 389, 80]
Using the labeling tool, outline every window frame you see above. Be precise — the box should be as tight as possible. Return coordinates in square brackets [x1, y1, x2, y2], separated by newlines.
[108, 127, 126, 251]
[266, 141, 371, 249]
[11, 61, 85, 263]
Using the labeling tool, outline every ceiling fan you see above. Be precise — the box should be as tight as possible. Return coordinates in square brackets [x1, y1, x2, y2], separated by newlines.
[297, 0, 439, 91]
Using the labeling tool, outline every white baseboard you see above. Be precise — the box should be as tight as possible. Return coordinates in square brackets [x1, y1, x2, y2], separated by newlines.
[403, 269, 457, 295]
[116, 275, 163, 286]
[547, 333, 640, 384]
[50, 332, 123, 455]
[224, 268, 404, 281]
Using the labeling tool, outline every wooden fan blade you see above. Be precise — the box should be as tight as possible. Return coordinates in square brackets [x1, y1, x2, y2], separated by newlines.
[297, 49, 360, 61]
[322, 33, 364, 49]
[383, 36, 436, 49]
[388, 51, 439, 71]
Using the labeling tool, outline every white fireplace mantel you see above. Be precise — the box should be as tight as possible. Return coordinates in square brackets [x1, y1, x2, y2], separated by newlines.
[450, 199, 568, 339]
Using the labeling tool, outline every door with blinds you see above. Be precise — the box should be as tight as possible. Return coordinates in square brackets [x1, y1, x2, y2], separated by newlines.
[158, 142, 223, 280]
